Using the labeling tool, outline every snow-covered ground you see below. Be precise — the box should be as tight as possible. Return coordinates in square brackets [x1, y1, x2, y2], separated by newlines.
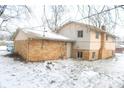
[0, 46, 7, 51]
[0, 50, 124, 88]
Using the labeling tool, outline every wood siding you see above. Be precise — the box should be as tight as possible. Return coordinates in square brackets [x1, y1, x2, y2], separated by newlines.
[72, 49, 100, 60]
[14, 40, 28, 60]
[14, 39, 67, 62]
[58, 22, 91, 50]
[28, 39, 67, 61]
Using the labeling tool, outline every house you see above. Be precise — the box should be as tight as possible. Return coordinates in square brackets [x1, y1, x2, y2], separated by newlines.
[57, 21, 116, 60]
[115, 44, 124, 53]
[13, 21, 116, 62]
[13, 28, 74, 62]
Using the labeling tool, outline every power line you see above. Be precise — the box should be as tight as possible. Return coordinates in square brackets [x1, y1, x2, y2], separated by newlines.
[77, 5, 124, 21]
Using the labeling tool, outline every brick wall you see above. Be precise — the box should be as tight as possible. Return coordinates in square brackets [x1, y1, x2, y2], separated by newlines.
[88, 50, 99, 60]
[28, 39, 67, 61]
[99, 32, 115, 59]
[99, 49, 114, 59]
[72, 49, 99, 60]
[14, 40, 28, 60]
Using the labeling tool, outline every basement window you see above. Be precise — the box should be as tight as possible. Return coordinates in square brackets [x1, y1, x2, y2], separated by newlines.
[92, 52, 96, 59]
[77, 51, 83, 59]
[78, 30, 83, 37]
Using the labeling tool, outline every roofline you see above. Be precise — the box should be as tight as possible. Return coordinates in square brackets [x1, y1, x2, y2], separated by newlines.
[12, 28, 21, 41]
[13, 28, 75, 42]
[56, 21, 116, 38]
[28, 37, 75, 42]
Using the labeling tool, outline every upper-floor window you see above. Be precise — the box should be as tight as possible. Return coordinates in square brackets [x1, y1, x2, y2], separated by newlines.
[96, 32, 99, 39]
[106, 35, 108, 40]
[78, 30, 83, 37]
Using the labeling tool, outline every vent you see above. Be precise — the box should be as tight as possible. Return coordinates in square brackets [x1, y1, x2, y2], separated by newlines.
[101, 25, 106, 31]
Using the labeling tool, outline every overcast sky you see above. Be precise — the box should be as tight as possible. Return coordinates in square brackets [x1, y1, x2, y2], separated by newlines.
[6, 5, 124, 38]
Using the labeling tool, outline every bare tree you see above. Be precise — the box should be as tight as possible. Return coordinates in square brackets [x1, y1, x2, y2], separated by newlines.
[0, 5, 31, 33]
[43, 5, 66, 32]
[0, 5, 7, 16]
[77, 5, 124, 33]
[0, 5, 32, 41]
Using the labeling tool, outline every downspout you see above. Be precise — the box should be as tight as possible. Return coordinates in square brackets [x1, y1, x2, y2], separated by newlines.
[27, 38, 30, 62]
[40, 39, 43, 61]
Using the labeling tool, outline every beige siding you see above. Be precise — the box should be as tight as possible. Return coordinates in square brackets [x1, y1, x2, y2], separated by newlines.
[66, 42, 72, 58]
[58, 22, 115, 60]
[14, 31, 28, 40]
[105, 36, 115, 50]
[58, 23, 90, 50]
[89, 31, 101, 50]
[14, 40, 28, 60]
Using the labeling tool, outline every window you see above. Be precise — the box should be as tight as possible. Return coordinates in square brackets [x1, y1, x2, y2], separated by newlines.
[77, 51, 83, 59]
[106, 35, 108, 40]
[92, 52, 96, 59]
[78, 30, 83, 37]
[96, 32, 99, 39]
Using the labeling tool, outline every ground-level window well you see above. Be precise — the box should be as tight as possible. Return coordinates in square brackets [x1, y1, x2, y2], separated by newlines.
[77, 51, 83, 59]
[78, 30, 83, 37]
[92, 52, 96, 59]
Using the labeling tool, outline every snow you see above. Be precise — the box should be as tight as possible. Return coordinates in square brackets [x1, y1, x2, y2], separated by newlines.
[0, 51, 124, 88]
[0, 46, 7, 51]
[120, 45, 124, 48]
[21, 28, 74, 41]
[116, 44, 124, 48]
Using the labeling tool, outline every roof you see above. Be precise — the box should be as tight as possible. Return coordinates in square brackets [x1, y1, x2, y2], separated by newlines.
[56, 21, 116, 38]
[13, 28, 75, 42]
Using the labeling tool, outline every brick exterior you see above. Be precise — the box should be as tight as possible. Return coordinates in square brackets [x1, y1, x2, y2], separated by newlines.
[14, 40, 28, 60]
[57, 22, 116, 61]
[14, 39, 67, 62]
[99, 32, 115, 59]
[99, 49, 114, 59]
[72, 49, 100, 60]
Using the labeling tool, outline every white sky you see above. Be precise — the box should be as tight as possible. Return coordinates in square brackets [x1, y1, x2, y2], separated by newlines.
[5, 5, 124, 38]
[28, 5, 124, 38]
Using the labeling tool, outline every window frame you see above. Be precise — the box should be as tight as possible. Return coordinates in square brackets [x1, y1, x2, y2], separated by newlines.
[96, 32, 99, 39]
[92, 52, 96, 59]
[77, 30, 83, 38]
[77, 51, 83, 59]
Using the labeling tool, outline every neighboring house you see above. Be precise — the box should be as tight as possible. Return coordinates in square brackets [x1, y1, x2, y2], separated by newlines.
[57, 21, 116, 60]
[115, 44, 124, 53]
[13, 28, 74, 62]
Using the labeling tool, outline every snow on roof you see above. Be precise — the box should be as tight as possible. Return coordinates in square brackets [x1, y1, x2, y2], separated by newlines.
[20, 28, 74, 42]
[57, 21, 116, 38]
